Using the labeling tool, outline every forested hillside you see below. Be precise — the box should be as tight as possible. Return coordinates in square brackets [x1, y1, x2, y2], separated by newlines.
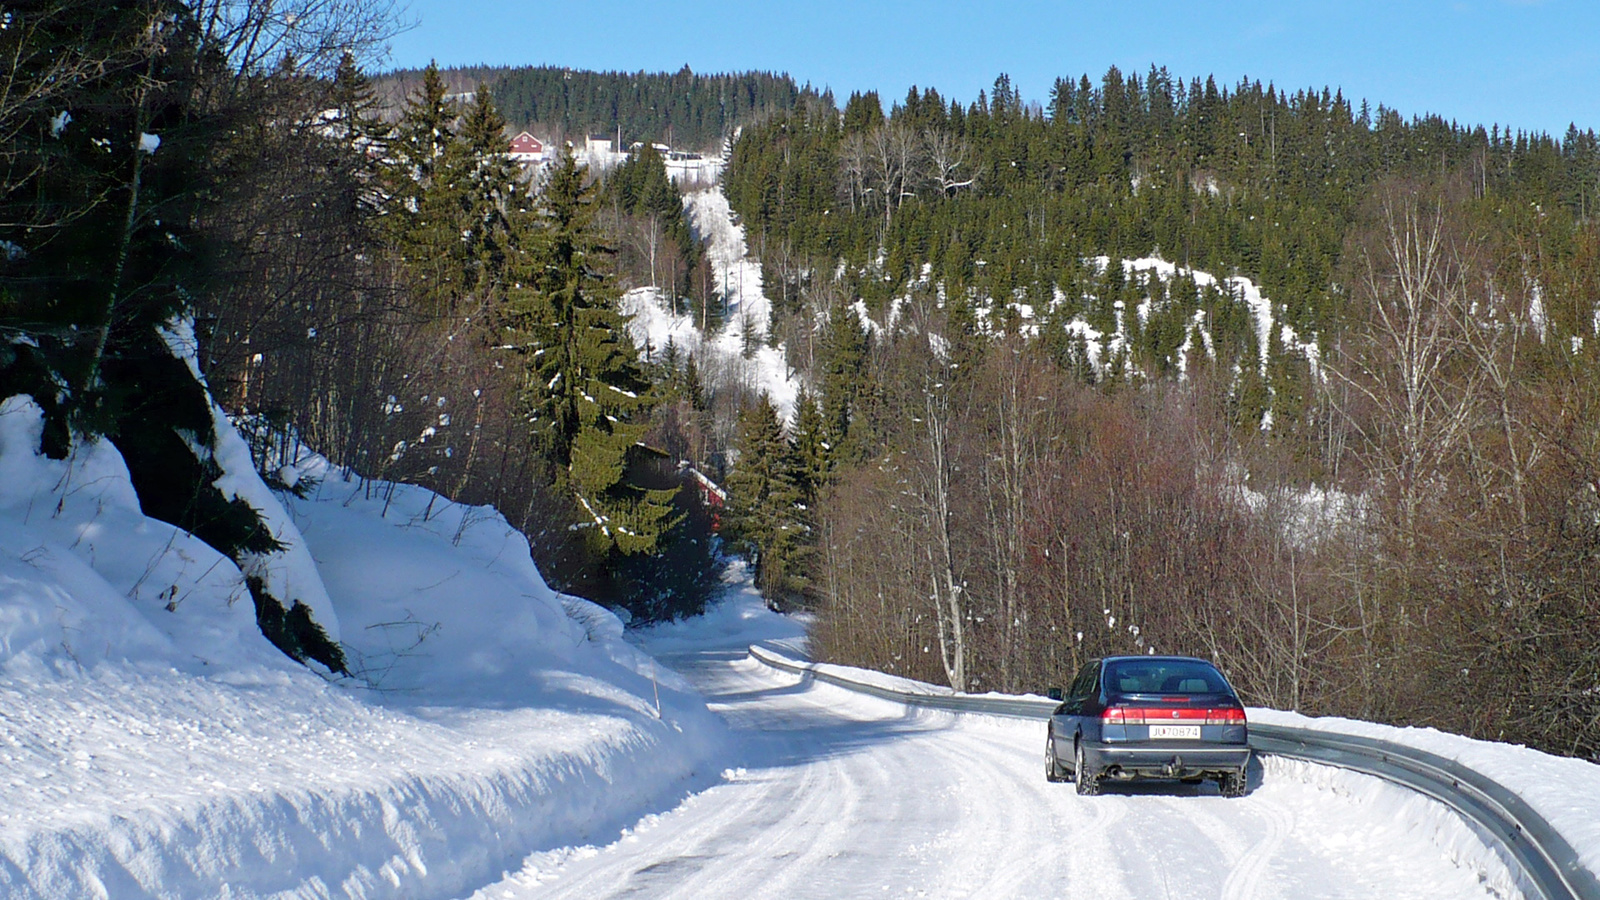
[717, 69, 1600, 759]
[378, 64, 815, 151]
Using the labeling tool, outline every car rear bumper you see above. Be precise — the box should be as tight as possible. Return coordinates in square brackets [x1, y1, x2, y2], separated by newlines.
[1083, 742, 1251, 779]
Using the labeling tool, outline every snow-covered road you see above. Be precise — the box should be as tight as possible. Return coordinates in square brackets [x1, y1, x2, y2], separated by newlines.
[466, 643, 1520, 900]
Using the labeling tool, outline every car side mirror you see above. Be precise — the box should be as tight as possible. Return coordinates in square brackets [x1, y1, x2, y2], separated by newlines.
[1047, 688, 1063, 701]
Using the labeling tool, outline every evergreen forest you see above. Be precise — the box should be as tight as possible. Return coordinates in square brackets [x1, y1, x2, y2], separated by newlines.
[378, 63, 813, 151]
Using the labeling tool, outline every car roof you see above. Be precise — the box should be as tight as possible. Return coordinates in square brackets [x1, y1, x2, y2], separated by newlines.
[1100, 655, 1216, 665]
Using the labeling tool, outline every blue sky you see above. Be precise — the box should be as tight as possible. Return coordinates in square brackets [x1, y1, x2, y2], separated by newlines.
[386, 0, 1598, 136]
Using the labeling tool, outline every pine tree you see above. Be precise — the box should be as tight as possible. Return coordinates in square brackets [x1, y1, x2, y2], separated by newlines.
[791, 388, 830, 504]
[330, 51, 388, 152]
[390, 61, 456, 190]
[726, 396, 809, 606]
[382, 61, 469, 312]
[818, 304, 871, 455]
[446, 83, 527, 301]
[506, 149, 678, 556]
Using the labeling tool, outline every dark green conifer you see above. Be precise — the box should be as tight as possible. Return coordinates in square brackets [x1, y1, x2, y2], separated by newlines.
[506, 150, 678, 557]
[726, 396, 809, 606]
[383, 62, 468, 312]
[817, 304, 871, 456]
[791, 388, 830, 504]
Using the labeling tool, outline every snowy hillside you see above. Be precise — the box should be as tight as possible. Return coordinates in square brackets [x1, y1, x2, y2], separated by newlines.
[0, 396, 724, 898]
[620, 163, 1315, 430]
[869, 254, 1317, 385]
[620, 182, 800, 421]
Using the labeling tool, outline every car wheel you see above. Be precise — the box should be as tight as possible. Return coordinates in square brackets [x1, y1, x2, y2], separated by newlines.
[1045, 733, 1067, 783]
[1219, 769, 1248, 798]
[1074, 741, 1101, 796]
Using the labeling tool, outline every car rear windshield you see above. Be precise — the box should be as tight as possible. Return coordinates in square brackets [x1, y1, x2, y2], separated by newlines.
[1104, 660, 1230, 695]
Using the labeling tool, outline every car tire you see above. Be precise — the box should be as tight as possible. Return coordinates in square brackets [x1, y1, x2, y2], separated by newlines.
[1074, 741, 1101, 796]
[1219, 769, 1248, 798]
[1045, 733, 1067, 783]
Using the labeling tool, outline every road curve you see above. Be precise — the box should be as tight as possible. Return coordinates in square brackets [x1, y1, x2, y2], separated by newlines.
[465, 647, 1519, 900]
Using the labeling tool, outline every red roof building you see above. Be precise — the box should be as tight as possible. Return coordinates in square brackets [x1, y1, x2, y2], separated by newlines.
[508, 131, 546, 163]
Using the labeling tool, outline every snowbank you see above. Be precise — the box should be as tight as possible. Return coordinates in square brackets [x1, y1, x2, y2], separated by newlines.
[749, 633, 1600, 889]
[0, 395, 278, 675]
[0, 396, 726, 899]
[160, 318, 344, 647]
[1251, 707, 1600, 881]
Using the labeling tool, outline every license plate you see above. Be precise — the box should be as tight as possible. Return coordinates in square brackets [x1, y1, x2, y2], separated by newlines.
[1149, 725, 1200, 740]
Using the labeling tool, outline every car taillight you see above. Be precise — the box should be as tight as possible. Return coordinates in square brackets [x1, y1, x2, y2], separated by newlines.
[1101, 706, 1247, 725]
[1205, 707, 1247, 725]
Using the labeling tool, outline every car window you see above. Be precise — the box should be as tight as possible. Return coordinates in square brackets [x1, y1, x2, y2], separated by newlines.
[1068, 662, 1099, 700]
[1104, 660, 1229, 695]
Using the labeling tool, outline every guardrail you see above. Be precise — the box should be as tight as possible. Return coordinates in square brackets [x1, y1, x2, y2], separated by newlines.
[748, 644, 1600, 900]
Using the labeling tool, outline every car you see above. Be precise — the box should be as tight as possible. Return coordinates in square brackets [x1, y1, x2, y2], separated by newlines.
[1045, 655, 1251, 797]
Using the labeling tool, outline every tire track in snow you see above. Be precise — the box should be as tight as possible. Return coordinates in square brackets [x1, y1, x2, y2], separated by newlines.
[1220, 794, 1294, 900]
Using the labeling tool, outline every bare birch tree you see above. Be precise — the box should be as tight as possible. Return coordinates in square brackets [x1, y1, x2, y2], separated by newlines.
[916, 367, 968, 691]
[925, 127, 973, 197]
[1330, 181, 1486, 560]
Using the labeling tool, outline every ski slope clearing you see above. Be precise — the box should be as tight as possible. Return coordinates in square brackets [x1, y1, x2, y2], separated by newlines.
[620, 184, 800, 422]
[462, 587, 1529, 900]
[0, 396, 723, 899]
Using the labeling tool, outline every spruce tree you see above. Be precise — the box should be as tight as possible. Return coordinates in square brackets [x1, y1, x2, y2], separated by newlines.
[506, 150, 678, 556]
[383, 61, 467, 312]
[791, 388, 830, 504]
[726, 396, 808, 606]
[818, 305, 870, 456]
[330, 52, 388, 153]
[445, 83, 527, 302]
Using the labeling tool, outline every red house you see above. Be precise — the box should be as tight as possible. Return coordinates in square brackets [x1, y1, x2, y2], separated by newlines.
[508, 131, 546, 163]
[686, 466, 728, 531]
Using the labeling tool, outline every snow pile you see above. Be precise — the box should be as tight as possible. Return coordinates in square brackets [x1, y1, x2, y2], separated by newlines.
[1252, 707, 1600, 881]
[0, 396, 725, 898]
[0, 395, 281, 674]
[620, 184, 801, 422]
